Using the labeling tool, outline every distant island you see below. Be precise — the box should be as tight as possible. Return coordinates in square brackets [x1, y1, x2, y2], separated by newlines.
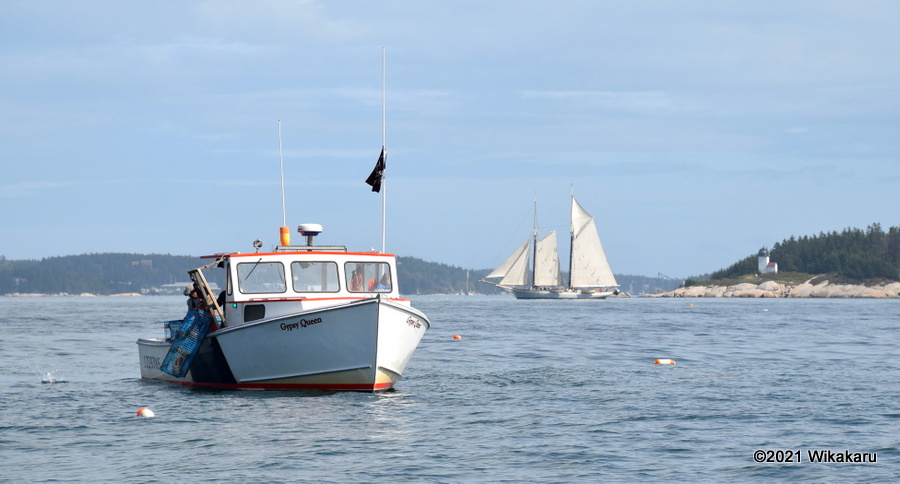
[662, 223, 900, 298]
[3, 223, 897, 297]
[0, 253, 678, 297]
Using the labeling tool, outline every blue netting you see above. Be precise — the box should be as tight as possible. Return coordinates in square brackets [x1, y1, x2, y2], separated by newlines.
[159, 319, 183, 340]
[161, 309, 213, 378]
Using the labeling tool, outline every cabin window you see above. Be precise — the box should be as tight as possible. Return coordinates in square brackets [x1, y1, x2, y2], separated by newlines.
[236, 261, 286, 294]
[345, 262, 392, 293]
[244, 304, 266, 322]
[291, 261, 339, 292]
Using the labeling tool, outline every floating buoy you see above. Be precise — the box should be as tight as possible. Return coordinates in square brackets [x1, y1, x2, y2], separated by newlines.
[453, 335, 461, 340]
[654, 359, 676, 365]
[136, 407, 155, 418]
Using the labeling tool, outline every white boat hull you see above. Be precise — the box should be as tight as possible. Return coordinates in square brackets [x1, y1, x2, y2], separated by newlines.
[138, 297, 429, 391]
[511, 288, 617, 299]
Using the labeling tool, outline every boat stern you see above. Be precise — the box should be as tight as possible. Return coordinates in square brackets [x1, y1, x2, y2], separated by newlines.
[137, 337, 189, 382]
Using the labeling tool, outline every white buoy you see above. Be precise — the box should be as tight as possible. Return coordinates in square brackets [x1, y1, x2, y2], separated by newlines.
[653, 359, 676, 365]
[136, 407, 155, 418]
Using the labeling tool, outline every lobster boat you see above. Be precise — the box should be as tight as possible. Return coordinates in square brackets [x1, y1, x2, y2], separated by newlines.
[137, 224, 430, 392]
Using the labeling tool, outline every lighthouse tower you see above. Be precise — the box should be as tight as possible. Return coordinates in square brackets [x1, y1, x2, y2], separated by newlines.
[757, 247, 777, 274]
[757, 247, 769, 274]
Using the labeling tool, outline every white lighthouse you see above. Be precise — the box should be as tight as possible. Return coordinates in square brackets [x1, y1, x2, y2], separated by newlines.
[758, 247, 778, 274]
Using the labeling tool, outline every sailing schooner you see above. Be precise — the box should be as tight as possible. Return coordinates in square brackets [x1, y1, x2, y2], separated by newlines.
[483, 195, 619, 299]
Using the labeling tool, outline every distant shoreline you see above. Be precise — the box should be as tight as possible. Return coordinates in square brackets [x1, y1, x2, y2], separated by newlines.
[6, 282, 900, 299]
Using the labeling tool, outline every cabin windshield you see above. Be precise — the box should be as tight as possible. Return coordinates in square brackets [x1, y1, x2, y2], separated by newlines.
[291, 261, 340, 292]
[236, 261, 286, 294]
[345, 262, 392, 292]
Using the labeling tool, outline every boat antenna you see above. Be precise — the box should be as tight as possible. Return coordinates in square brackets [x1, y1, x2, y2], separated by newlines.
[380, 47, 387, 253]
[278, 120, 290, 246]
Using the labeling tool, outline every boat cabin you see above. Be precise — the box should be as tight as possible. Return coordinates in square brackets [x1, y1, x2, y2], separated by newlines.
[194, 246, 402, 329]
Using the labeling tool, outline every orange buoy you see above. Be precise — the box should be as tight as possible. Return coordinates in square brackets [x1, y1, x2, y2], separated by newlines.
[453, 335, 461, 340]
[653, 359, 675, 365]
[136, 407, 155, 418]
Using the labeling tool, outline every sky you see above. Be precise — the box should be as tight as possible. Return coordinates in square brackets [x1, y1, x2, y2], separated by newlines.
[2, 1, 899, 279]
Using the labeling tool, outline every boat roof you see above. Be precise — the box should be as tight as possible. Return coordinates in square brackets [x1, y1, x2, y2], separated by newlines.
[202, 247, 396, 260]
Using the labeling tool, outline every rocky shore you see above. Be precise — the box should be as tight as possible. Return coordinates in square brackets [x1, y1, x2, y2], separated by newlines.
[653, 280, 900, 298]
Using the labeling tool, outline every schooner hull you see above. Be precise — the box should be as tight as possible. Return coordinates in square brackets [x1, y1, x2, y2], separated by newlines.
[511, 288, 617, 299]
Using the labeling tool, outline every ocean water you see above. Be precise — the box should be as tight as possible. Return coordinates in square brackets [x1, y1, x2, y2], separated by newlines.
[1, 295, 898, 482]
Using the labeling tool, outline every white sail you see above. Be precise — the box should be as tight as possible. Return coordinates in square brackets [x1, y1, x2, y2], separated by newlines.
[534, 230, 563, 287]
[570, 198, 617, 288]
[485, 237, 531, 287]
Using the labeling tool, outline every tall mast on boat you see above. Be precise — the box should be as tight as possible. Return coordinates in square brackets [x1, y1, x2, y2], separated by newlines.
[364, 49, 387, 252]
[568, 185, 575, 290]
[380, 47, 386, 253]
[531, 196, 538, 290]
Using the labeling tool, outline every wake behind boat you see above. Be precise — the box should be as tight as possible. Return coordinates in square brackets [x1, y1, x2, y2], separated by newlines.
[482, 195, 619, 299]
[137, 224, 430, 391]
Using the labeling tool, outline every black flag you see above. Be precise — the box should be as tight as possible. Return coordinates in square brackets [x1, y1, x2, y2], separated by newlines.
[365, 147, 386, 192]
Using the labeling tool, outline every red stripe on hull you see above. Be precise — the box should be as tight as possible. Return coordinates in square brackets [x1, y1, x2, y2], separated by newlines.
[142, 377, 395, 392]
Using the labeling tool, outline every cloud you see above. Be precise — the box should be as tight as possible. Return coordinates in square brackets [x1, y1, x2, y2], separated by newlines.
[0, 182, 75, 198]
[334, 87, 458, 114]
[519, 89, 688, 115]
